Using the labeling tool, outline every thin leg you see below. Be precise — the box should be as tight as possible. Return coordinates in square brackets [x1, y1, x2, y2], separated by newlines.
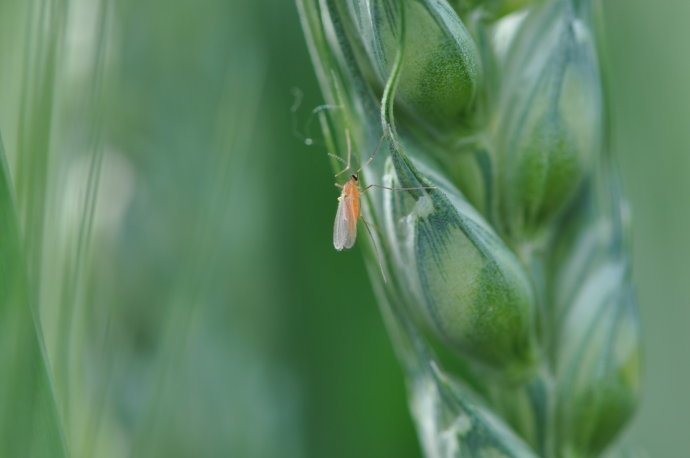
[361, 184, 437, 193]
[334, 183, 343, 188]
[356, 129, 388, 174]
[334, 128, 352, 177]
[360, 216, 387, 284]
[328, 153, 347, 165]
[361, 215, 384, 236]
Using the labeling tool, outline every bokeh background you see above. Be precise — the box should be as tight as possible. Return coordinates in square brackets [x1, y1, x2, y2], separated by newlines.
[0, 0, 687, 456]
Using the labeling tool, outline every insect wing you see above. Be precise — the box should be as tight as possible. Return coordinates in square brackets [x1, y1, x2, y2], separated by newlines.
[333, 193, 357, 250]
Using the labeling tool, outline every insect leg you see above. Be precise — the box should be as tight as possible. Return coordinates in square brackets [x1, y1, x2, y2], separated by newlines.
[355, 128, 388, 174]
[328, 153, 347, 165]
[361, 184, 437, 193]
[334, 128, 353, 177]
[361, 215, 387, 284]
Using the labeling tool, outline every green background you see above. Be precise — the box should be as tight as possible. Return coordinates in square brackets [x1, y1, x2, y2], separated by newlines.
[0, 0, 687, 456]
[607, 0, 690, 454]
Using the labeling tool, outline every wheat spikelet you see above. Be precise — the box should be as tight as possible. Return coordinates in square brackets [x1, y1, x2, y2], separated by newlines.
[298, 0, 640, 456]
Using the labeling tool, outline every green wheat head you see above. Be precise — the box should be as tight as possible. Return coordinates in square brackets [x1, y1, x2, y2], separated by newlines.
[297, 0, 640, 456]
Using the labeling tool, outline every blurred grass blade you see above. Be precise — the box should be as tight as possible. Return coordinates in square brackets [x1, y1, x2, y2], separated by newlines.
[53, 0, 110, 434]
[0, 132, 67, 457]
[15, 0, 69, 279]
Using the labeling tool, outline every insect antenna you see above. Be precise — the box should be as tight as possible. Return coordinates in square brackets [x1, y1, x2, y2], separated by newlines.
[305, 104, 342, 146]
[289, 87, 342, 147]
[290, 87, 306, 143]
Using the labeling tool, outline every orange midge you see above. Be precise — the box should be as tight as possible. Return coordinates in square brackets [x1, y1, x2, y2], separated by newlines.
[332, 129, 435, 255]
[333, 173, 361, 251]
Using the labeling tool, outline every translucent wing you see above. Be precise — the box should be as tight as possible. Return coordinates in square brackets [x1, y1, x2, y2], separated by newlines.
[333, 193, 357, 250]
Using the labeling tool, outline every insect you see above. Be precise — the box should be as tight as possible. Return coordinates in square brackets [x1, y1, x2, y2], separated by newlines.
[333, 172, 363, 251]
[332, 129, 436, 259]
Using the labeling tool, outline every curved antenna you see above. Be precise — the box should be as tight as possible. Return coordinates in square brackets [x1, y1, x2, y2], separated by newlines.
[290, 87, 343, 147]
[289, 87, 307, 143]
[305, 104, 342, 145]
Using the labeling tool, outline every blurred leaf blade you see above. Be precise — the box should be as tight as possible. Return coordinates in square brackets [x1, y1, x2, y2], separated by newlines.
[15, 0, 69, 279]
[0, 132, 68, 457]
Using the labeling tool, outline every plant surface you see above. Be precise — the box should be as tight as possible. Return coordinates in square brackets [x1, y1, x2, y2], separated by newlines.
[297, 0, 640, 456]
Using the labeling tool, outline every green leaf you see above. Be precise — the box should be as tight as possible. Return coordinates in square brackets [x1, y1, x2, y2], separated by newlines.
[0, 132, 67, 457]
